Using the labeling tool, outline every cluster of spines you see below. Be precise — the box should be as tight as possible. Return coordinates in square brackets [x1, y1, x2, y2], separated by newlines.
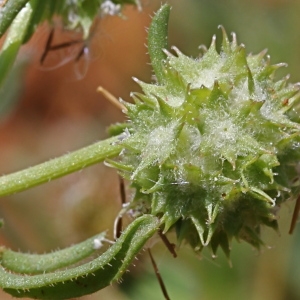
[114, 26, 300, 257]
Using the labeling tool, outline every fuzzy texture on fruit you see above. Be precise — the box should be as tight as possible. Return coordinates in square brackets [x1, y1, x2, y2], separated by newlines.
[111, 29, 300, 257]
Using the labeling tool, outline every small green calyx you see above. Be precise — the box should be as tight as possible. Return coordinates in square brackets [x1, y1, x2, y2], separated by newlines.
[110, 6, 300, 257]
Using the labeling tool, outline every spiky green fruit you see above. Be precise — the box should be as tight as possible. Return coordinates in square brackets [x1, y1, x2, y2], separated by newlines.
[110, 13, 300, 257]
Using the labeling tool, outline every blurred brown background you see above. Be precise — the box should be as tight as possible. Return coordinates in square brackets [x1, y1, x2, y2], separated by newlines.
[0, 0, 300, 299]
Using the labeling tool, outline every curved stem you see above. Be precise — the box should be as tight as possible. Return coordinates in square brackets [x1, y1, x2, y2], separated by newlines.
[0, 232, 107, 274]
[0, 135, 123, 197]
[0, 215, 159, 299]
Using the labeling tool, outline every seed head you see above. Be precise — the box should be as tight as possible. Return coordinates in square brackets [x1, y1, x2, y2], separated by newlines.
[110, 27, 300, 257]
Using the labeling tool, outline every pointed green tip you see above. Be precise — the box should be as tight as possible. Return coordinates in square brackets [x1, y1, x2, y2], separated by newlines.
[148, 4, 171, 84]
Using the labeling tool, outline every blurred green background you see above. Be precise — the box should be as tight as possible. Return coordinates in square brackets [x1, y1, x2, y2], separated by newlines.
[0, 0, 300, 299]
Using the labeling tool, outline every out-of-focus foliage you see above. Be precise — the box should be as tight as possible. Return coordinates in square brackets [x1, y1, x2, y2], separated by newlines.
[0, 0, 139, 40]
[0, 0, 140, 112]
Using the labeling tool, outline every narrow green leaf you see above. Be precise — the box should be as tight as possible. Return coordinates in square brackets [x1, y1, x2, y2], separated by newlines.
[148, 3, 171, 84]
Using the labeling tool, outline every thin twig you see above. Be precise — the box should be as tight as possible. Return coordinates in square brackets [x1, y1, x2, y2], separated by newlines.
[40, 28, 54, 64]
[158, 229, 177, 258]
[289, 195, 300, 234]
[148, 249, 171, 300]
[40, 28, 84, 65]
[114, 176, 126, 239]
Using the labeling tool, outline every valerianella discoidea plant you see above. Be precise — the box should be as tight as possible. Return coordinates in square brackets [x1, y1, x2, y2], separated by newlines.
[0, 3, 300, 299]
[111, 5, 300, 257]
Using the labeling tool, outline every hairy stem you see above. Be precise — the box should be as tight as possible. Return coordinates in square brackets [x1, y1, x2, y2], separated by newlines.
[0, 232, 107, 274]
[0, 215, 159, 299]
[0, 135, 123, 197]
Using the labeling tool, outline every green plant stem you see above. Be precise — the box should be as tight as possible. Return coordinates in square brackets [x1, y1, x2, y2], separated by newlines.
[0, 1, 33, 89]
[0, 215, 159, 299]
[0, 232, 107, 274]
[147, 3, 170, 84]
[0, 135, 123, 197]
[0, 0, 30, 38]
